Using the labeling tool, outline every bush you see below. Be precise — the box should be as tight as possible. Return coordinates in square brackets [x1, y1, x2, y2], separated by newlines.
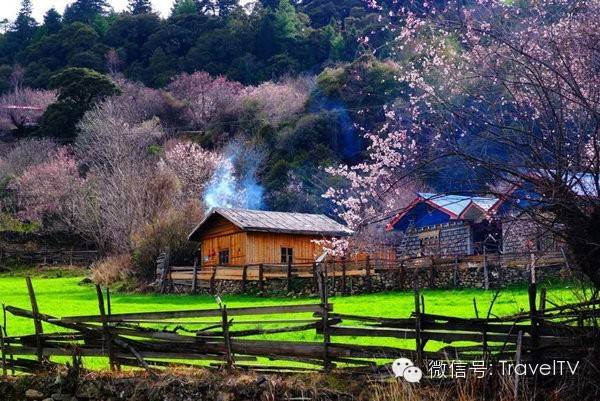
[131, 203, 203, 281]
[91, 254, 136, 286]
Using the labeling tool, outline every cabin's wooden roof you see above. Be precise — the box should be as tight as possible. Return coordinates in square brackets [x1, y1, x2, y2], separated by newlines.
[188, 207, 353, 241]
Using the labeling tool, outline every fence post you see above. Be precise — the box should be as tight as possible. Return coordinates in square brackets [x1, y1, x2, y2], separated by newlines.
[105, 287, 121, 371]
[399, 260, 406, 289]
[312, 262, 318, 295]
[158, 250, 171, 294]
[25, 277, 44, 364]
[453, 256, 459, 287]
[429, 256, 435, 288]
[528, 254, 539, 360]
[514, 330, 523, 401]
[413, 279, 423, 367]
[483, 248, 489, 290]
[341, 257, 347, 295]
[0, 313, 5, 377]
[191, 260, 198, 294]
[2, 305, 13, 375]
[210, 267, 217, 295]
[539, 287, 547, 313]
[242, 265, 248, 292]
[287, 259, 292, 292]
[317, 264, 332, 372]
[365, 255, 372, 292]
[258, 264, 264, 294]
[96, 285, 115, 371]
[220, 305, 234, 370]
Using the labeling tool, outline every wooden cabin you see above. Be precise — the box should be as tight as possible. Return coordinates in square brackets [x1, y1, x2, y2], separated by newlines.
[188, 208, 353, 268]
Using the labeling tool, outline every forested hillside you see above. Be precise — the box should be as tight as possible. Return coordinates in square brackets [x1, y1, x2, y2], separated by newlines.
[0, 0, 407, 217]
[0, 0, 387, 88]
[4, 0, 597, 286]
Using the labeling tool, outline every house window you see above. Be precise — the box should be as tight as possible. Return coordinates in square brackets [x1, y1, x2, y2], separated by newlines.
[281, 247, 293, 264]
[218, 249, 230, 265]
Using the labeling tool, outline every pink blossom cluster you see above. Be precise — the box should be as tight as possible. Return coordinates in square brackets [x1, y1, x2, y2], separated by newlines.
[161, 140, 223, 201]
[9, 147, 82, 221]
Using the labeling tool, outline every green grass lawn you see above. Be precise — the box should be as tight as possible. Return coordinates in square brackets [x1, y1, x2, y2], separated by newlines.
[0, 267, 585, 370]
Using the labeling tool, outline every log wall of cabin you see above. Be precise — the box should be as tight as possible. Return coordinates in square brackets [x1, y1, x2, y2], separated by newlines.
[245, 232, 323, 265]
[198, 215, 247, 267]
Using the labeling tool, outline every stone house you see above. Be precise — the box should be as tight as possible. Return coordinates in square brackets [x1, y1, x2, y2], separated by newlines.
[386, 193, 501, 257]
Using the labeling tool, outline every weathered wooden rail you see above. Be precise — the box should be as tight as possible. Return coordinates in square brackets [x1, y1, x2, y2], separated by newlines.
[1, 266, 597, 377]
[0, 249, 99, 266]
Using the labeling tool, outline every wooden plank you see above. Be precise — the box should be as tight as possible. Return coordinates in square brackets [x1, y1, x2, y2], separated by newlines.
[324, 325, 523, 344]
[3, 346, 256, 361]
[191, 261, 198, 294]
[95, 285, 115, 371]
[25, 277, 43, 364]
[414, 281, 423, 366]
[60, 304, 327, 323]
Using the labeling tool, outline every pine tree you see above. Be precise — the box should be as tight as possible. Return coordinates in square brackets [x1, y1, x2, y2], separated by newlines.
[273, 0, 305, 41]
[12, 0, 37, 43]
[171, 0, 198, 17]
[64, 0, 109, 24]
[42, 8, 62, 34]
[128, 0, 153, 15]
[217, 0, 238, 17]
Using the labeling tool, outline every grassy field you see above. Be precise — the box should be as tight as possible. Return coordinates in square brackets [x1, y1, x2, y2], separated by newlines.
[0, 266, 585, 369]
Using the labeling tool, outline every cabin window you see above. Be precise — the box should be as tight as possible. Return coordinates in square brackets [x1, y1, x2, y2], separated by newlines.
[281, 247, 293, 264]
[218, 249, 230, 265]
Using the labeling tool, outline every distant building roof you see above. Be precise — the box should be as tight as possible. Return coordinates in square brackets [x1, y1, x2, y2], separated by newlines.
[386, 192, 500, 231]
[416, 193, 499, 216]
[188, 207, 353, 241]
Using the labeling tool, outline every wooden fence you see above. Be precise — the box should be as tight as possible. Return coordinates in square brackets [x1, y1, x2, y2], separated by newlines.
[1, 267, 597, 377]
[0, 249, 99, 266]
[160, 251, 566, 294]
[165, 257, 397, 293]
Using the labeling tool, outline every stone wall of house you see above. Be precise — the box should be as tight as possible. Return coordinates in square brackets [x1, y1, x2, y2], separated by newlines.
[502, 215, 557, 254]
[400, 221, 473, 257]
[189, 263, 565, 297]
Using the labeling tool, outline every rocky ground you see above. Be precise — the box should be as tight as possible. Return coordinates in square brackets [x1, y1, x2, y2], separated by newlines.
[0, 366, 368, 401]
[1, 363, 598, 401]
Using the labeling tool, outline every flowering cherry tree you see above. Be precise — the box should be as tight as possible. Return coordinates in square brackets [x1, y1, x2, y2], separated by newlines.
[160, 139, 223, 202]
[9, 147, 82, 222]
[325, 0, 600, 282]
[241, 77, 311, 125]
[167, 72, 244, 130]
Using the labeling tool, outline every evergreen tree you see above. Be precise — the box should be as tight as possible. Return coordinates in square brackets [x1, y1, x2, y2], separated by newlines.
[12, 0, 37, 44]
[196, 0, 217, 15]
[40, 67, 120, 139]
[260, 0, 280, 9]
[64, 0, 109, 24]
[42, 8, 62, 34]
[128, 0, 154, 15]
[171, 0, 198, 17]
[217, 0, 238, 17]
[274, 0, 305, 40]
